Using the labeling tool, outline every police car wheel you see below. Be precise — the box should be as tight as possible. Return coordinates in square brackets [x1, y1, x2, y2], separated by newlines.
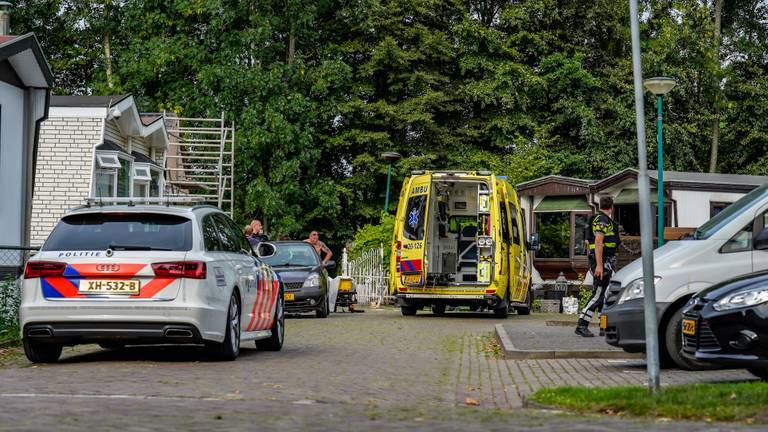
[257, 284, 285, 351]
[401, 305, 418, 316]
[747, 367, 768, 380]
[207, 291, 241, 361]
[23, 339, 62, 363]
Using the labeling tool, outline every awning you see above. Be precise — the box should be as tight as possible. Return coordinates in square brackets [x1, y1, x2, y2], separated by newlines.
[613, 189, 670, 204]
[534, 196, 591, 212]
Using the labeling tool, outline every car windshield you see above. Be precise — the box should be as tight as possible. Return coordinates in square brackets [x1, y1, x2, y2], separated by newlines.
[260, 243, 319, 267]
[42, 213, 193, 251]
[694, 184, 768, 240]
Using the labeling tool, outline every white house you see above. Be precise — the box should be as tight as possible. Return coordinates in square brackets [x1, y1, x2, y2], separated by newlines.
[30, 95, 168, 245]
[0, 6, 52, 275]
[517, 168, 768, 283]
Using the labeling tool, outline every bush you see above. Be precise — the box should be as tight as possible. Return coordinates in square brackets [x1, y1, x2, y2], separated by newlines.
[348, 213, 395, 260]
[0, 276, 20, 342]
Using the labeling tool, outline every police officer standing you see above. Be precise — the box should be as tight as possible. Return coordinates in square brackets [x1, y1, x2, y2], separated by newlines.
[575, 196, 621, 337]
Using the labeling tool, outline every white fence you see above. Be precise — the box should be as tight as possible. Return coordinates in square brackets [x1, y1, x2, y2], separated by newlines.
[341, 245, 390, 306]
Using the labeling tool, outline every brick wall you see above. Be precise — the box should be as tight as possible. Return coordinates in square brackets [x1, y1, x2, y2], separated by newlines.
[30, 117, 103, 245]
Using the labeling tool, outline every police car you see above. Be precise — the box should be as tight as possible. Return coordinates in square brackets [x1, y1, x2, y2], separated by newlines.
[20, 205, 284, 363]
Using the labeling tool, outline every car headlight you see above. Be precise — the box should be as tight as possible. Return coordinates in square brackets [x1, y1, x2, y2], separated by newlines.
[713, 286, 768, 311]
[303, 273, 321, 288]
[617, 276, 662, 305]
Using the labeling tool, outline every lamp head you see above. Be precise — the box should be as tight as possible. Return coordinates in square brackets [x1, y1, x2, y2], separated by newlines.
[381, 151, 402, 163]
[644, 76, 678, 95]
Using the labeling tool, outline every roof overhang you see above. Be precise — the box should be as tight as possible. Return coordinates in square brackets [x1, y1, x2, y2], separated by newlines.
[0, 33, 53, 88]
[516, 175, 593, 197]
[110, 96, 169, 150]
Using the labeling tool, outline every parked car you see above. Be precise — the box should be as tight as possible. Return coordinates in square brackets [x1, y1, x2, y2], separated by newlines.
[20, 204, 284, 363]
[389, 170, 535, 317]
[259, 241, 334, 318]
[602, 183, 768, 369]
[681, 271, 768, 379]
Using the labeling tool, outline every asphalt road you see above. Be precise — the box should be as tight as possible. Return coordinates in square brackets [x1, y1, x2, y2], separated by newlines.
[0, 309, 760, 431]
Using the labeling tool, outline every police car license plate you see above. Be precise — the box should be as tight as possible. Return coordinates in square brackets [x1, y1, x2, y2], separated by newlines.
[78, 280, 140, 295]
[600, 315, 607, 329]
[403, 274, 421, 285]
[284, 293, 295, 301]
[682, 319, 696, 336]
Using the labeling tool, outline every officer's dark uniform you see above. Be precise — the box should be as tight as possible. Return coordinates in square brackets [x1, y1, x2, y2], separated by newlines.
[576, 211, 621, 334]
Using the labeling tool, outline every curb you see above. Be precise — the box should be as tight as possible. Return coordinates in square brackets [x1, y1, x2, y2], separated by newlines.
[494, 324, 642, 360]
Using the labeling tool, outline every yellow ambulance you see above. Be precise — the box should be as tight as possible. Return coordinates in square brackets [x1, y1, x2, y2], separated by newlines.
[389, 171, 535, 317]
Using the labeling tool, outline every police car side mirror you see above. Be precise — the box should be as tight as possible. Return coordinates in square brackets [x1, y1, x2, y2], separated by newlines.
[255, 242, 276, 259]
[324, 260, 336, 270]
[754, 229, 768, 251]
[527, 233, 540, 251]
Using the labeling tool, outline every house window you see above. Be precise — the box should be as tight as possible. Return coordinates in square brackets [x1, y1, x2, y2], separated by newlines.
[150, 167, 163, 197]
[573, 213, 591, 256]
[535, 212, 570, 259]
[117, 159, 131, 197]
[93, 170, 116, 197]
[710, 202, 732, 218]
[93, 151, 134, 198]
[132, 163, 151, 199]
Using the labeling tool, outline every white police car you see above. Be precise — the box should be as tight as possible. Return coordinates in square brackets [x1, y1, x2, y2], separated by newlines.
[20, 205, 284, 362]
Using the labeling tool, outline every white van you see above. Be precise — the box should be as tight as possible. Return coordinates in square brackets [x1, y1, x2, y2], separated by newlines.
[602, 184, 768, 369]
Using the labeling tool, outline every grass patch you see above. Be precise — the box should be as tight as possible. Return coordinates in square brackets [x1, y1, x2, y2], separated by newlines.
[477, 333, 502, 359]
[531, 382, 768, 424]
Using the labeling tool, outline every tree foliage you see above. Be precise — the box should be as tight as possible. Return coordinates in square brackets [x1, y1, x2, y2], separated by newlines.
[10, 0, 768, 250]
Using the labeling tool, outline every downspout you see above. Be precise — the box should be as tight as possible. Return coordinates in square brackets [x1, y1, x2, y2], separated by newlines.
[22, 88, 50, 247]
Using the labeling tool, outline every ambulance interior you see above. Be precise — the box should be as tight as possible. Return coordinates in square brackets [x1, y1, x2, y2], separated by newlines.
[425, 180, 492, 285]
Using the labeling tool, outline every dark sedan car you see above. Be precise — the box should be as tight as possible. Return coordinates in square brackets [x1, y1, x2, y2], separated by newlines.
[260, 241, 334, 318]
[682, 271, 768, 380]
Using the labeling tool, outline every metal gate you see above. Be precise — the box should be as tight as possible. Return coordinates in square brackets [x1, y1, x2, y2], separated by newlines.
[341, 245, 390, 306]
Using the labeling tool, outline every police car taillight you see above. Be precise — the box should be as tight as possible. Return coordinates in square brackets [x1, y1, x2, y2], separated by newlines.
[24, 261, 66, 278]
[152, 261, 207, 279]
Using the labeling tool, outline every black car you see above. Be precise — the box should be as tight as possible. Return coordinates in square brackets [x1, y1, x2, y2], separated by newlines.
[681, 271, 768, 380]
[260, 241, 334, 318]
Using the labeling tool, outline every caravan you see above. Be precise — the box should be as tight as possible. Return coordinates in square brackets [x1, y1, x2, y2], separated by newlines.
[389, 171, 535, 317]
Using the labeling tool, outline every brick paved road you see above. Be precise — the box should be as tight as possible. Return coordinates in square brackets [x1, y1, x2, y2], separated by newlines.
[0, 309, 760, 431]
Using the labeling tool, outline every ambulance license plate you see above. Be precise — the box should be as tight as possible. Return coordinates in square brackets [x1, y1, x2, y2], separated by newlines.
[284, 293, 295, 301]
[682, 319, 696, 336]
[600, 315, 607, 330]
[78, 280, 140, 295]
[403, 274, 421, 285]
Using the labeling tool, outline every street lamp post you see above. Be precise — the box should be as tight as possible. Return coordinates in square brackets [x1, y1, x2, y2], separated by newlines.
[643, 76, 677, 248]
[630, 0, 661, 395]
[381, 152, 402, 213]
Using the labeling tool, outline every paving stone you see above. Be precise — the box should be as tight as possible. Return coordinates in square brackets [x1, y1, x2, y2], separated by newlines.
[0, 309, 760, 430]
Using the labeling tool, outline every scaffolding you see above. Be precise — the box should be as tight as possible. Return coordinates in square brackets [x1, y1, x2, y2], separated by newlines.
[163, 112, 235, 217]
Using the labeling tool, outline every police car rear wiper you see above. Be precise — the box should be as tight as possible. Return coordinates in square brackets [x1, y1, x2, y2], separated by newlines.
[108, 243, 172, 251]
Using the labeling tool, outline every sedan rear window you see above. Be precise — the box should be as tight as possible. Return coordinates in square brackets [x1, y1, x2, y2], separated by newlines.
[42, 213, 193, 251]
